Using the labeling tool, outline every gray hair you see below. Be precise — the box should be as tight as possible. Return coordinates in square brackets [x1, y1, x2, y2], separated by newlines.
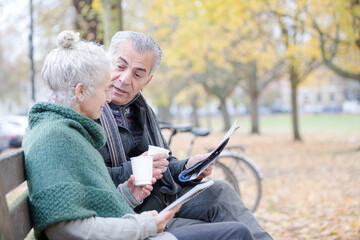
[108, 31, 164, 78]
[41, 30, 110, 107]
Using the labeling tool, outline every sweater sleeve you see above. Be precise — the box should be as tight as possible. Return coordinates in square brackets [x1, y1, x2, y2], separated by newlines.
[44, 212, 176, 240]
[117, 182, 142, 209]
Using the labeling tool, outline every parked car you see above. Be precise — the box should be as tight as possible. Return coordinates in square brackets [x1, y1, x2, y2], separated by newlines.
[0, 116, 28, 153]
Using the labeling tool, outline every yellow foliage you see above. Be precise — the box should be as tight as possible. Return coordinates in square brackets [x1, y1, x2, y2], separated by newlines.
[345, 196, 352, 204]
[174, 84, 206, 105]
[353, 5, 360, 15]
[156, 27, 171, 39]
[142, 0, 359, 106]
[352, 220, 358, 230]
[91, 0, 103, 14]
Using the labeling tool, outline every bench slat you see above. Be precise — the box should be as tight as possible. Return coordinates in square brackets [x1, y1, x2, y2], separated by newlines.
[0, 149, 31, 240]
[10, 195, 33, 240]
[0, 179, 16, 240]
[0, 149, 26, 194]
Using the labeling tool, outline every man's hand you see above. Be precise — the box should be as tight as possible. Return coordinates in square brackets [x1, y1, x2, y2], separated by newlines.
[148, 204, 182, 233]
[127, 175, 156, 202]
[185, 153, 213, 179]
[142, 152, 169, 180]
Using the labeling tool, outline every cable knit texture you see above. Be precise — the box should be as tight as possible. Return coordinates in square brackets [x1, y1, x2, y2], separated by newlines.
[23, 102, 134, 239]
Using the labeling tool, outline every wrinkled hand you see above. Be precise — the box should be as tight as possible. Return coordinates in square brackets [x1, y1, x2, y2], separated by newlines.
[197, 161, 214, 178]
[185, 153, 213, 179]
[127, 175, 156, 202]
[143, 152, 169, 180]
[148, 204, 182, 233]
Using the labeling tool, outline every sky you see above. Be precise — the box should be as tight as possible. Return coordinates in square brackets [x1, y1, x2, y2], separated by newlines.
[0, 1, 30, 62]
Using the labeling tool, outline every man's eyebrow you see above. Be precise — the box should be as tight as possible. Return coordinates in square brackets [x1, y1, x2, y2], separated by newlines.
[117, 57, 128, 64]
[117, 56, 147, 73]
[136, 67, 147, 73]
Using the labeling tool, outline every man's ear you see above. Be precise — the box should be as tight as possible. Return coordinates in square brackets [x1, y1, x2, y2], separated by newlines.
[75, 83, 85, 102]
[144, 75, 153, 89]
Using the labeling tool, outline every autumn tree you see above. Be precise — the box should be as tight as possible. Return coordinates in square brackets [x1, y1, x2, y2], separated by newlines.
[311, 0, 360, 82]
[268, 0, 322, 141]
[0, 47, 22, 104]
[224, 3, 285, 134]
[0, 1, 75, 113]
[144, 1, 263, 130]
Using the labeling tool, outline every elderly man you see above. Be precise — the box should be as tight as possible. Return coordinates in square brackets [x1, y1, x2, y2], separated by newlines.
[98, 31, 273, 240]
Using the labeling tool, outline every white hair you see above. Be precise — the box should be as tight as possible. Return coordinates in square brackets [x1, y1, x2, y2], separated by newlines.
[41, 30, 110, 107]
[108, 31, 164, 78]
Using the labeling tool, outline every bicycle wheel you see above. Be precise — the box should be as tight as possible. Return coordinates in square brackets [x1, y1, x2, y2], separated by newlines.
[216, 152, 262, 212]
[206, 161, 240, 193]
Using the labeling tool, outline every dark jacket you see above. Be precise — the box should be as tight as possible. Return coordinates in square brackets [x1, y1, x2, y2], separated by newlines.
[99, 99, 196, 213]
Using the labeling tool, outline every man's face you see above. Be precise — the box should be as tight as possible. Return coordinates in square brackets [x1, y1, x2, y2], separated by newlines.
[110, 39, 155, 106]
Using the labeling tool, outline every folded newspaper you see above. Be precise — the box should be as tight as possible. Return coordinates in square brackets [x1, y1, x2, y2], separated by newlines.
[179, 120, 239, 182]
[159, 180, 214, 214]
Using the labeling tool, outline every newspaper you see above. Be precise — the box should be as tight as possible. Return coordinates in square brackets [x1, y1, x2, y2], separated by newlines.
[178, 120, 239, 182]
[159, 180, 214, 214]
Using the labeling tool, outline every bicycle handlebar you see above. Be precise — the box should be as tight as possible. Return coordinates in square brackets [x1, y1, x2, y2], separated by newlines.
[159, 122, 210, 136]
[159, 122, 211, 148]
[159, 122, 193, 132]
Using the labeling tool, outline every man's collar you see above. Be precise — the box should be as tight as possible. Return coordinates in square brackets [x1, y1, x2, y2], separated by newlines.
[110, 92, 141, 109]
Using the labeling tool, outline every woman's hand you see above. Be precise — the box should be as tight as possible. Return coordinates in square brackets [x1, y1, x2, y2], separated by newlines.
[126, 175, 156, 202]
[148, 204, 182, 233]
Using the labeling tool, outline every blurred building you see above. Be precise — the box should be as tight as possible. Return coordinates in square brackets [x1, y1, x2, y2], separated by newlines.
[276, 67, 360, 114]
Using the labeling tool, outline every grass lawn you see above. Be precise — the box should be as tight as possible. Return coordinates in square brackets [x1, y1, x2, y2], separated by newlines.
[197, 113, 360, 135]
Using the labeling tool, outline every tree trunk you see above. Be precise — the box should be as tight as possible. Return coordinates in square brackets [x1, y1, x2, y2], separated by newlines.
[191, 96, 200, 127]
[102, 0, 123, 48]
[206, 95, 212, 131]
[250, 95, 259, 134]
[219, 98, 231, 131]
[102, 0, 111, 48]
[73, 0, 102, 43]
[248, 63, 260, 134]
[157, 105, 171, 123]
[290, 70, 302, 141]
[114, 0, 123, 31]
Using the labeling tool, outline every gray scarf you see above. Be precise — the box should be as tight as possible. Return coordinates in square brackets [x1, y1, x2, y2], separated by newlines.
[99, 93, 181, 201]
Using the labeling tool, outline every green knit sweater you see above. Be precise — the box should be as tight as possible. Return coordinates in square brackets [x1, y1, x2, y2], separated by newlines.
[23, 102, 134, 238]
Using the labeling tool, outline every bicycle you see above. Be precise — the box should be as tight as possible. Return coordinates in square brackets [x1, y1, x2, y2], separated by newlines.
[159, 122, 263, 212]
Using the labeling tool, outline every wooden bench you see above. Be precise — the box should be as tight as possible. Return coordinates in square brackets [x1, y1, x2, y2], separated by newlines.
[0, 149, 33, 240]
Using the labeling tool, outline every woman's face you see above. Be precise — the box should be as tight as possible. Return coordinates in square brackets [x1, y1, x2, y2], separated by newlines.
[77, 73, 112, 119]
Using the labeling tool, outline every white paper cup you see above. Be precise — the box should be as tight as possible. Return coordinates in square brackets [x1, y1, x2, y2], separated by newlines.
[130, 156, 153, 186]
[148, 145, 170, 156]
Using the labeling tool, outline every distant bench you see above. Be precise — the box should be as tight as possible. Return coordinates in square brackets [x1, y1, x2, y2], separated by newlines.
[0, 149, 33, 240]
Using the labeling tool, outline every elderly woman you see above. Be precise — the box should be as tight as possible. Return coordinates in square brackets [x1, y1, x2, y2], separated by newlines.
[23, 30, 254, 240]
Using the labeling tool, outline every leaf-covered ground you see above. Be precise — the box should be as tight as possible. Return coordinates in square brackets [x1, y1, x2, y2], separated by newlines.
[172, 131, 360, 240]
[5, 131, 359, 239]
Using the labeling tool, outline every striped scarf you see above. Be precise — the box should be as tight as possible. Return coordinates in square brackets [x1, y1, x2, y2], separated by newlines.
[110, 103, 143, 145]
[100, 93, 181, 199]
